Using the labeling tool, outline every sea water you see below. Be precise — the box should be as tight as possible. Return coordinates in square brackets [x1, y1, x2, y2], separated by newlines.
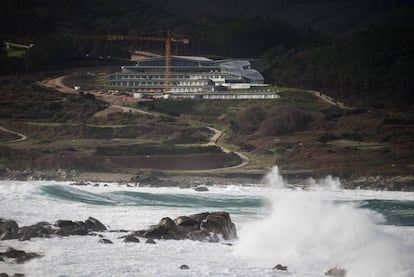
[1, 167, 414, 276]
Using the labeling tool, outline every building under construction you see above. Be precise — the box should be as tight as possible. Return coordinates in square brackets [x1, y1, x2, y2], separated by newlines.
[108, 55, 266, 93]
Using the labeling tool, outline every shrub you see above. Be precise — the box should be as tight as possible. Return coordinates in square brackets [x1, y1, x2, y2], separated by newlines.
[257, 106, 314, 136]
[230, 104, 267, 134]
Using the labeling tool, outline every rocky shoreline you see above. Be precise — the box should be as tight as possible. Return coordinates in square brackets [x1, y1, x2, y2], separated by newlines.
[1, 167, 414, 191]
[1, 212, 237, 276]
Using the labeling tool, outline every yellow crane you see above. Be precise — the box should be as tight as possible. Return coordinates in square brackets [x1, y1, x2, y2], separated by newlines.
[84, 31, 189, 93]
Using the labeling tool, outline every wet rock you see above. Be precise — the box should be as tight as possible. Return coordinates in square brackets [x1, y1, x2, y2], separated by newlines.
[84, 217, 107, 231]
[174, 216, 199, 227]
[180, 265, 189, 270]
[193, 186, 209, 192]
[188, 230, 210, 241]
[200, 212, 237, 240]
[55, 220, 88, 236]
[0, 248, 41, 264]
[69, 181, 89, 186]
[98, 239, 113, 244]
[137, 211, 237, 242]
[145, 238, 156, 244]
[141, 217, 187, 240]
[325, 267, 346, 277]
[17, 222, 53, 240]
[208, 233, 220, 243]
[54, 217, 106, 236]
[273, 264, 288, 271]
[122, 235, 140, 243]
[0, 220, 19, 240]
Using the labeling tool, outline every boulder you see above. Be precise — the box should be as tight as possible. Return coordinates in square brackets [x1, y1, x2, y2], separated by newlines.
[17, 222, 53, 240]
[180, 265, 189, 270]
[158, 217, 177, 231]
[325, 267, 346, 277]
[0, 274, 9, 277]
[84, 217, 107, 231]
[137, 211, 237, 241]
[273, 264, 288, 271]
[187, 230, 210, 241]
[98, 239, 113, 244]
[145, 238, 156, 244]
[0, 248, 41, 264]
[122, 235, 140, 243]
[200, 212, 237, 240]
[141, 217, 187, 240]
[69, 181, 89, 186]
[54, 217, 106, 236]
[54, 220, 88, 236]
[193, 186, 209, 192]
[0, 220, 19, 240]
[174, 216, 199, 227]
[188, 212, 210, 224]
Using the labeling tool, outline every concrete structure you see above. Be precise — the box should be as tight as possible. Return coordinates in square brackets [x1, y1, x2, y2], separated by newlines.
[134, 92, 279, 100]
[109, 56, 266, 93]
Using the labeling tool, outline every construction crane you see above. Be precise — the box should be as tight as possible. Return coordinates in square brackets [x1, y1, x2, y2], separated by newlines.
[83, 31, 189, 93]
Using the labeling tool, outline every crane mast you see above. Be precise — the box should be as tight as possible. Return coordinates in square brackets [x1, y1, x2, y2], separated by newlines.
[84, 31, 188, 93]
[164, 31, 172, 93]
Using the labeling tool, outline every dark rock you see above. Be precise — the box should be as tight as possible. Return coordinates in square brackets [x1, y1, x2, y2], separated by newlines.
[193, 186, 209, 192]
[174, 216, 199, 227]
[54, 217, 106, 236]
[137, 211, 237, 242]
[188, 230, 210, 241]
[0, 257, 4, 262]
[208, 233, 220, 243]
[145, 238, 156, 244]
[158, 217, 177, 231]
[180, 265, 189, 270]
[98, 239, 113, 244]
[325, 267, 346, 277]
[0, 273, 9, 277]
[122, 235, 140, 243]
[0, 220, 19, 240]
[200, 212, 237, 240]
[17, 222, 53, 240]
[142, 217, 188, 240]
[84, 217, 107, 231]
[273, 264, 288, 271]
[188, 212, 210, 224]
[69, 181, 89, 186]
[55, 220, 88, 236]
[13, 274, 25, 277]
[54, 220, 79, 228]
[0, 248, 41, 264]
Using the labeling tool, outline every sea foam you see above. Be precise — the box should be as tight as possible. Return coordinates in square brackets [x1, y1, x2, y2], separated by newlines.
[234, 166, 414, 277]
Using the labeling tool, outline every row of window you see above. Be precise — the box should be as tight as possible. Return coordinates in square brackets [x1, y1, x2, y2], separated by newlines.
[110, 74, 229, 80]
[110, 81, 210, 87]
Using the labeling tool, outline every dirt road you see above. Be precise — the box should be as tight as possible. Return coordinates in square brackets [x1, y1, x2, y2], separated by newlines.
[41, 74, 250, 172]
[0, 126, 27, 143]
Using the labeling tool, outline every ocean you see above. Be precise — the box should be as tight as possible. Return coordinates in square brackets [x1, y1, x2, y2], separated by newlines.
[1, 167, 414, 277]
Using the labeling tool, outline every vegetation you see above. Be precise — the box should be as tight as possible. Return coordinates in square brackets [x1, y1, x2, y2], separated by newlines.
[263, 27, 414, 109]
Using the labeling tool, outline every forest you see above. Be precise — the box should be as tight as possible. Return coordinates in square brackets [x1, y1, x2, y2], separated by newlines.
[0, 0, 413, 108]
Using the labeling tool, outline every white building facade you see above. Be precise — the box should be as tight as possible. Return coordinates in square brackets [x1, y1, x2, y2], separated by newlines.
[109, 56, 266, 93]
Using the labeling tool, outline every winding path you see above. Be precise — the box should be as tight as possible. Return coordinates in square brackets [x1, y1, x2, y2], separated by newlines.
[41, 74, 250, 171]
[203, 127, 250, 171]
[0, 125, 27, 143]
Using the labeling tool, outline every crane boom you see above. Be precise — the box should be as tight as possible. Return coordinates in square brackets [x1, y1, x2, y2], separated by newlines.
[83, 32, 189, 93]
